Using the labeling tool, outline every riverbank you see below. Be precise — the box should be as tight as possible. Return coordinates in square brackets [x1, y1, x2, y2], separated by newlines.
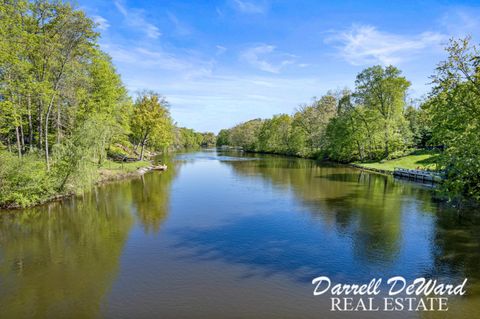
[237, 148, 445, 183]
[0, 160, 157, 210]
[97, 160, 154, 183]
[239, 148, 439, 174]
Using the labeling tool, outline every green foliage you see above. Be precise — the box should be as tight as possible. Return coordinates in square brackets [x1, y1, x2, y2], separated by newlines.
[353, 65, 412, 158]
[201, 132, 216, 147]
[216, 129, 230, 146]
[221, 73, 413, 163]
[258, 114, 292, 154]
[173, 127, 202, 149]
[0, 152, 55, 207]
[426, 37, 480, 200]
[290, 94, 338, 157]
[130, 91, 173, 160]
[229, 119, 263, 151]
[404, 105, 432, 148]
[0, 1, 184, 207]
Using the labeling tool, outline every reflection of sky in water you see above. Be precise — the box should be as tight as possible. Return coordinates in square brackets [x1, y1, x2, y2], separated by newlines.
[168, 167, 436, 285]
[2, 149, 480, 319]
[163, 150, 478, 290]
[175, 148, 260, 163]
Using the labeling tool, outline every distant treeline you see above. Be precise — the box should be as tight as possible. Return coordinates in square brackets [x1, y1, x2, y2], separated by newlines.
[0, 1, 213, 207]
[217, 38, 480, 200]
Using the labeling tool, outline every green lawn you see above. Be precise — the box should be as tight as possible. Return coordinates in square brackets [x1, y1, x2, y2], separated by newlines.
[100, 160, 152, 173]
[354, 150, 440, 172]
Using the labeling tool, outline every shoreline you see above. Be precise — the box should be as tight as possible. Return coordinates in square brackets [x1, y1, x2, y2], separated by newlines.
[0, 162, 164, 210]
[347, 163, 393, 175]
[238, 149, 435, 177]
[238, 149, 394, 175]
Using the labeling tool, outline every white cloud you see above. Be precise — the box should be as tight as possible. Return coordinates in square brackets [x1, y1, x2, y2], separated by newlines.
[439, 7, 480, 38]
[114, 1, 161, 39]
[167, 12, 192, 36]
[126, 73, 330, 132]
[216, 45, 227, 55]
[92, 15, 110, 30]
[240, 44, 295, 73]
[103, 44, 213, 80]
[326, 25, 446, 66]
[232, 0, 266, 14]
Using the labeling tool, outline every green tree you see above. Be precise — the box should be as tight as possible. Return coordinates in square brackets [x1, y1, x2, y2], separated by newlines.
[425, 37, 480, 199]
[258, 114, 292, 154]
[131, 92, 173, 160]
[290, 94, 337, 156]
[201, 132, 216, 147]
[229, 119, 263, 151]
[216, 129, 230, 146]
[354, 65, 411, 158]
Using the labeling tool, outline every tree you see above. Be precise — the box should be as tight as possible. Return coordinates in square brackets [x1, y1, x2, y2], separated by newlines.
[425, 37, 480, 199]
[404, 104, 432, 148]
[229, 119, 263, 151]
[201, 132, 216, 147]
[354, 65, 411, 158]
[216, 129, 230, 146]
[131, 92, 173, 160]
[290, 94, 337, 156]
[258, 114, 292, 154]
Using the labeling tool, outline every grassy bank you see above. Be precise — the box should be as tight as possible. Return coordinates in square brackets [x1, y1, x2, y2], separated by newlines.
[97, 160, 152, 182]
[0, 153, 153, 209]
[353, 150, 440, 173]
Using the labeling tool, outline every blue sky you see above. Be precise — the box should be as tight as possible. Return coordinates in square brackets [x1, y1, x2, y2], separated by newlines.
[78, 0, 480, 133]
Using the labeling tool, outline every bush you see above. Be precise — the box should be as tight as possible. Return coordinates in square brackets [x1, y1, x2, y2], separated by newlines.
[107, 144, 131, 159]
[0, 152, 56, 207]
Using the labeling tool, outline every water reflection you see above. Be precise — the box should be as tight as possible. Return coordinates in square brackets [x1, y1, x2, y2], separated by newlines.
[175, 152, 480, 293]
[0, 183, 135, 319]
[0, 162, 178, 319]
[131, 158, 178, 233]
[1, 150, 480, 318]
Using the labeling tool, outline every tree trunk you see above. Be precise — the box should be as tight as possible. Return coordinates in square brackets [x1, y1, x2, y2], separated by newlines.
[28, 95, 34, 151]
[384, 122, 389, 158]
[139, 133, 148, 161]
[45, 95, 56, 171]
[140, 142, 146, 161]
[56, 102, 61, 144]
[20, 123, 25, 150]
[38, 100, 43, 150]
[15, 126, 22, 158]
[356, 141, 363, 161]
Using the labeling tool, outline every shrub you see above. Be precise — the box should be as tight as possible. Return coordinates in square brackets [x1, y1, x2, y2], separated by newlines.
[0, 152, 56, 207]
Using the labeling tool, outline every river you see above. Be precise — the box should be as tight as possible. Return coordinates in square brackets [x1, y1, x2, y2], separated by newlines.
[1, 149, 479, 318]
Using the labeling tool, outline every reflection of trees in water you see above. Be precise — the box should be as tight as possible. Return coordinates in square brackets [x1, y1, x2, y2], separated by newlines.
[0, 157, 179, 318]
[0, 182, 134, 319]
[430, 205, 480, 295]
[225, 155, 480, 295]
[223, 156, 435, 264]
[131, 159, 178, 233]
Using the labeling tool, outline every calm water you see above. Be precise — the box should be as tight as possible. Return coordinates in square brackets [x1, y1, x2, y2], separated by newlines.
[1, 149, 480, 318]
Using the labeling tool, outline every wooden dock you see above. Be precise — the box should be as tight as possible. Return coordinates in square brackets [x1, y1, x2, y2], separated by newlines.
[393, 168, 442, 183]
